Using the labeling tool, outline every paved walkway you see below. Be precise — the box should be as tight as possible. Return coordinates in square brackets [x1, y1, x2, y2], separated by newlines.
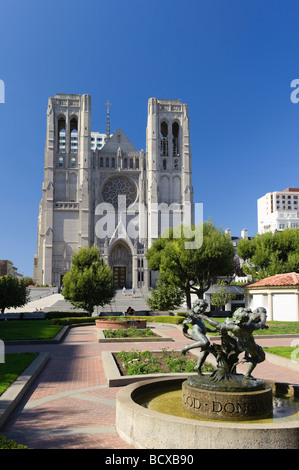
[2, 320, 299, 449]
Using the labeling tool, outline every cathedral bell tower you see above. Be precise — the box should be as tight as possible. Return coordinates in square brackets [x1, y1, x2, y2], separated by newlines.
[146, 98, 194, 248]
[34, 94, 91, 286]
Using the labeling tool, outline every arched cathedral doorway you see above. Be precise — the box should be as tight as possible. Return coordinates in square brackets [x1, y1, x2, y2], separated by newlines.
[108, 241, 132, 288]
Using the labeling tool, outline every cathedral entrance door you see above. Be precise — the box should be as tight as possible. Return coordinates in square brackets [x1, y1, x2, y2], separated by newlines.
[113, 266, 126, 288]
[109, 241, 132, 288]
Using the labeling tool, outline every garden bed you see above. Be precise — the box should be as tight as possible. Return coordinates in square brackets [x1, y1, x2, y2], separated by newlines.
[98, 326, 172, 343]
[104, 327, 157, 338]
[102, 349, 215, 386]
[95, 318, 147, 329]
[114, 349, 213, 376]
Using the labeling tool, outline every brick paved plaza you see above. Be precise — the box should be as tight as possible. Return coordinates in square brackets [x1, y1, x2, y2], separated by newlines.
[1, 293, 299, 449]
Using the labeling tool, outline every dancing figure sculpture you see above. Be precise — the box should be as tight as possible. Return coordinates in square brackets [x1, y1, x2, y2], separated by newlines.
[198, 306, 268, 379]
[182, 299, 217, 374]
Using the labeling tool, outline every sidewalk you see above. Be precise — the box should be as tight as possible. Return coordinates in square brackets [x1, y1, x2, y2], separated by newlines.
[1, 321, 299, 449]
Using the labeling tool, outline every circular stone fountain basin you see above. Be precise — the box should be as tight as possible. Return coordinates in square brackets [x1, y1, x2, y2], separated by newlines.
[116, 377, 299, 449]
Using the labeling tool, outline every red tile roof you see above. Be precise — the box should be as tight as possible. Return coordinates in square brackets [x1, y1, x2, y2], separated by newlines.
[247, 272, 299, 287]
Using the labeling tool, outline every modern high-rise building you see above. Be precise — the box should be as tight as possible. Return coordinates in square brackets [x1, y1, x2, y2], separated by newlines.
[34, 95, 194, 289]
[257, 188, 299, 234]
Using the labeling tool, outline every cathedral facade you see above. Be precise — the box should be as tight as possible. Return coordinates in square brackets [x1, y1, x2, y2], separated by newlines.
[34, 94, 194, 289]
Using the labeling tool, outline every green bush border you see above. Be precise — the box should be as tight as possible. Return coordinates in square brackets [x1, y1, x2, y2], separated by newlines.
[50, 315, 185, 326]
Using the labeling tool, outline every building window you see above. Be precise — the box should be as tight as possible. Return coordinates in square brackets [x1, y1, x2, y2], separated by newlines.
[70, 117, 78, 153]
[71, 157, 76, 167]
[172, 122, 179, 156]
[160, 121, 168, 156]
[58, 116, 66, 152]
[58, 156, 64, 167]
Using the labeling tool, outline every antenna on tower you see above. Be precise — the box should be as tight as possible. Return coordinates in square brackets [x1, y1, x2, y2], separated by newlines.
[105, 100, 111, 141]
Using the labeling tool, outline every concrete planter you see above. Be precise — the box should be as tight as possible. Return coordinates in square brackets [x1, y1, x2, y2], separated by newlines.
[95, 319, 147, 329]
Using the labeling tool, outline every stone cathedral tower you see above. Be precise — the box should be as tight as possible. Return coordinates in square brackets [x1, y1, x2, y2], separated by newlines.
[34, 95, 194, 289]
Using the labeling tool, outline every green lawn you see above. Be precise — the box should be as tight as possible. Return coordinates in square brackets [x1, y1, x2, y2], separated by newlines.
[264, 346, 299, 362]
[0, 353, 39, 395]
[207, 319, 299, 336]
[0, 320, 63, 341]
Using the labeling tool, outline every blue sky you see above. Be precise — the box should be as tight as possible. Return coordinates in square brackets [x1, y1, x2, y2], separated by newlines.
[1, 0, 299, 277]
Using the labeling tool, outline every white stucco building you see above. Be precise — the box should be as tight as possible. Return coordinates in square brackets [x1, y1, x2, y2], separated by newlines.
[244, 272, 299, 321]
[34, 95, 194, 289]
[258, 188, 299, 234]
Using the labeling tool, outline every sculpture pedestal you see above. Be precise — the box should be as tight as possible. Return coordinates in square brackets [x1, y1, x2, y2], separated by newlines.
[182, 375, 273, 421]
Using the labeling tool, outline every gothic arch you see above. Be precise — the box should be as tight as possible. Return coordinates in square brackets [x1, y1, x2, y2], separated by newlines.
[159, 175, 170, 204]
[172, 120, 180, 157]
[57, 115, 66, 152]
[108, 240, 133, 288]
[54, 171, 66, 201]
[172, 175, 181, 203]
[69, 172, 77, 202]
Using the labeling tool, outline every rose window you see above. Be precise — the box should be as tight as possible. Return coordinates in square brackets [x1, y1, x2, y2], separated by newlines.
[102, 176, 137, 208]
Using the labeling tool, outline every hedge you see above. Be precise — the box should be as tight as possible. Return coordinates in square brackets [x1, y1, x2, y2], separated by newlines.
[50, 315, 185, 326]
[45, 311, 87, 319]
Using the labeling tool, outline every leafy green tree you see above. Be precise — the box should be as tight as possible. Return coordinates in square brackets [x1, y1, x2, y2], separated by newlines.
[146, 222, 235, 309]
[146, 281, 185, 311]
[0, 276, 30, 313]
[62, 246, 116, 315]
[210, 281, 236, 311]
[237, 228, 299, 280]
[22, 276, 34, 286]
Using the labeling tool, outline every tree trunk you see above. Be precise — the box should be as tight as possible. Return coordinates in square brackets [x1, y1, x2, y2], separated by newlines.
[88, 303, 93, 317]
[185, 288, 192, 310]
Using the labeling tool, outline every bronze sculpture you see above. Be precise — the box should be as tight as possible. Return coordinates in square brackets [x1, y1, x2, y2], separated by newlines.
[182, 299, 268, 382]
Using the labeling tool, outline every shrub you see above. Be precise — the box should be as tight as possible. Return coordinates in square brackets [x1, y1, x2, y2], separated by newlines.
[0, 434, 29, 449]
[104, 327, 157, 338]
[46, 311, 87, 319]
[153, 316, 184, 324]
[50, 316, 99, 325]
